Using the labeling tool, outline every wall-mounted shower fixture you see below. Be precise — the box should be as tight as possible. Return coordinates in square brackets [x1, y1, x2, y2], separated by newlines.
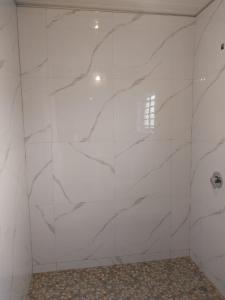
[221, 43, 224, 50]
[210, 172, 223, 189]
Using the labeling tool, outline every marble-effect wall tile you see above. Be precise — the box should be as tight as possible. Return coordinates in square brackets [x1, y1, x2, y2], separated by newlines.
[18, 7, 194, 274]
[191, 0, 225, 296]
[0, 1, 32, 299]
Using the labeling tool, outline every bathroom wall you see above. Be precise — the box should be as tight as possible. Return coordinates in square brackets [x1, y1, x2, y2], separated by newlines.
[0, 0, 32, 299]
[18, 7, 194, 273]
[191, 0, 225, 295]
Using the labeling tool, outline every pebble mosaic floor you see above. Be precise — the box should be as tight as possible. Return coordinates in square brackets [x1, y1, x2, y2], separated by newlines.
[28, 257, 225, 300]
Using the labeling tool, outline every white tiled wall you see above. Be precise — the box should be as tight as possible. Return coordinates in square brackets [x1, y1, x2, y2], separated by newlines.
[18, 7, 195, 273]
[191, 0, 225, 296]
[0, 0, 32, 299]
[0, 0, 224, 295]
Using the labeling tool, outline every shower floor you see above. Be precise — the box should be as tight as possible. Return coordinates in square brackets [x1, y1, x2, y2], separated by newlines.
[28, 257, 224, 300]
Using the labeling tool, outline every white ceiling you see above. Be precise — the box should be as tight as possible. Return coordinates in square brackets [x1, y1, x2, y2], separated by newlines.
[15, 0, 215, 16]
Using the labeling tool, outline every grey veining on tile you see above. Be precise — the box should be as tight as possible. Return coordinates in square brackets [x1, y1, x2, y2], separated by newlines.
[138, 21, 195, 69]
[91, 209, 124, 242]
[68, 142, 115, 174]
[46, 9, 78, 28]
[10, 81, 21, 111]
[52, 174, 73, 204]
[156, 82, 193, 115]
[24, 123, 52, 144]
[193, 63, 225, 120]
[171, 205, 191, 238]
[93, 195, 149, 242]
[21, 58, 48, 76]
[191, 1, 225, 287]
[195, 0, 223, 53]
[115, 82, 192, 159]
[1, 81, 21, 139]
[50, 14, 142, 97]
[190, 138, 225, 187]
[0, 0, 32, 298]
[115, 131, 156, 159]
[147, 211, 171, 242]
[55, 201, 87, 221]
[28, 159, 52, 199]
[134, 142, 190, 187]
[18, 6, 195, 276]
[191, 205, 225, 228]
[36, 204, 55, 234]
[81, 62, 161, 142]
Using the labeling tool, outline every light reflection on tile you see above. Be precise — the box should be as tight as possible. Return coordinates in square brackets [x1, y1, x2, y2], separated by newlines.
[18, 6, 194, 277]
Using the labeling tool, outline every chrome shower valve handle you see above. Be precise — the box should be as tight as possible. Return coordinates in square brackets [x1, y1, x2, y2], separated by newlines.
[210, 172, 223, 189]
